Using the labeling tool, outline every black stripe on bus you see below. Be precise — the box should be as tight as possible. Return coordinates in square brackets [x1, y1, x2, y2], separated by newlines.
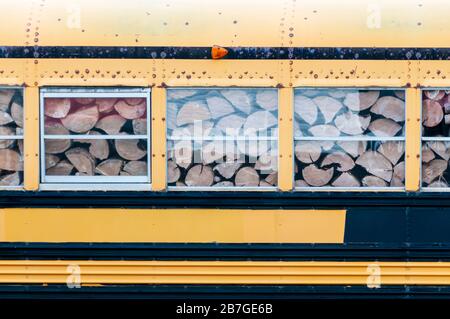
[0, 46, 449, 60]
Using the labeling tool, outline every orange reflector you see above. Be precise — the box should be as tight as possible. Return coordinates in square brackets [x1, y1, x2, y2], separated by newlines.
[211, 45, 228, 59]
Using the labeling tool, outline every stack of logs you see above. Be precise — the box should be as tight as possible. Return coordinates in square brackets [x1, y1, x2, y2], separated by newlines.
[0, 89, 23, 186]
[294, 89, 405, 187]
[167, 89, 278, 187]
[44, 97, 148, 177]
[422, 90, 450, 187]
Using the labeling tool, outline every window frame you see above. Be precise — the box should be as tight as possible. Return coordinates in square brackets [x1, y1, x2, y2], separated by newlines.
[166, 86, 279, 192]
[39, 87, 151, 190]
[293, 87, 407, 192]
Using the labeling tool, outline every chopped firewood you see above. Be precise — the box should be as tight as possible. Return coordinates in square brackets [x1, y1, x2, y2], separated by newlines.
[167, 160, 181, 183]
[243, 110, 277, 133]
[74, 131, 109, 160]
[45, 154, 60, 169]
[173, 140, 193, 169]
[221, 90, 252, 114]
[332, 172, 360, 187]
[302, 165, 334, 186]
[176, 100, 211, 126]
[422, 99, 443, 127]
[44, 98, 71, 118]
[394, 91, 405, 100]
[319, 141, 335, 151]
[328, 90, 347, 99]
[206, 96, 235, 119]
[17, 140, 23, 156]
[313, 96, 343, 123]
[423, 159, 448, 184]
[95, 159, 123, 176]
[344, 91, 380, 111]
[123, 161, 147, 176]
[0, 172, 20, 186]
[294, 95, 318, 125]
[114, 100, 146, 120]
[428, 180, 448, 188]
[309, 124, 340, 137]
[96, 98, 117, 113]
[255, 151, 278, 172]
[119, 171, 131, 176]
[377, 141, 405, 165]
[356, 150, 393, 182]
[176, 181, 186, 186]
[95, 114, 126, 135]
[237, 139, 270, 157]
[65, 147, 95, 175]
[216, 114, 245, 135]
[295, 179, 308, 187]
[166, 102, 178, 130]
[10, 102, 23, 127]
[74, 98, 95, 105]
[445, 114, 450, 125]
[428, 141, 450, 160]
[391, 161, 405, 186]
[185, 165, 214, 186]
[362, 175, 387, 187]
[235, 166, 260, 186]
[0, 126, 15, 149]
[0, 111, 13, 125]
[213, 162, 241, 179]
[132, 118, 147, 135]
[168, 89, 197, 100]
[213, 181, 234, 187]
[0, 90, 14, 111]
[124, 98, 145, 106]
[265, 172, 278, 185]
[295, 142, 321, 163]
[115, 137, 147, 161]
[424, 90, 445, 101]
[0, 149, 22, 171]
[334, 112, 370, 135]
[46, 160, 73, 175]
[61, 105, 99, 133]
[321, 151, 355, 172]
[256, 90, 277, 111]
[370, 96, 405, 122]
[44, 122, 72, 154]
[202, 141, 226, 164]
[368, 118, 402, 137]
[421, 147, 435, 163]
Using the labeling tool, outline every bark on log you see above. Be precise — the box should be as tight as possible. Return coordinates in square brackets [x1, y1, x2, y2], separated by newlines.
[356, 150, 393, 182]
[344, 91, 380, 111]
[302, 164, 334, 186]
[0, 172, 20, 186]
[337, 141, 367, 158]
[294, 95, 318, 125]
[132, 118, 147, 135]
[321, 151, 355, 172]
[370, 96, 405, 122]
[332, 172, 360, 187]
[377, 141, 404, 165]
[95, 159, 123, 176]
[0, 90, 14, 111]
[235, 166, 260, 187]
[362, 175, 387, 187]
[221, 90, 252, 114]
[256, 90, 278, 111]
[0, 149, 23, 171]
[95, 114, 126, 135]
[96, 98, 117, 113]
[74, 98, 95, 105]
[0, 111, 13, 125]
[124, 98, 145, 106]
[61, 105, 99, 133]
[10, 102, 23, 127]
[167, 160, 181, 183]
[313, 96, 343, 123]
[123, 161, 147, 176]
[46, 160, 73, 175]
[45, 154, 60, 169]
[243, 110, 277, 133]
[368, 118, 402, 137]
[185, 165, 214, 186]
[422, 99, 444, 127]
[206, 95, 235, 119]
[424, 90, 445, 101]
[176, 100, 211, 126]
[213, 162, 241, 179]
[65, 147, 96, 175]
[295, 142, 321, 163]
[115, 137, 147, 161]
[309, 125, 340, 137]
[216, 114, 245, 135]
[423, 159, 448, 184]
[44, 98, 71, 119]
[334, 112, 370, 135]
[114, 100, 146, 120]
[0, 126, 15, 149]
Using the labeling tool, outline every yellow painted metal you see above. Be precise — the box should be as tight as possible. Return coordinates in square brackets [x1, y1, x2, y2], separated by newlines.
[0, 208, 346, 243]
[405, 88, 421, 192]
[23, 87, 39, 190]
[151, 87, 167, 190]
[1, 0, 450, 48]
[0, 260, 448, 285]
[278, 88, 294, 191]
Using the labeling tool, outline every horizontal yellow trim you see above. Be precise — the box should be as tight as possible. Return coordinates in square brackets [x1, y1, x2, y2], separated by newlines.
[0, 209, 346, 243]
[0, 260, 448, 285]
